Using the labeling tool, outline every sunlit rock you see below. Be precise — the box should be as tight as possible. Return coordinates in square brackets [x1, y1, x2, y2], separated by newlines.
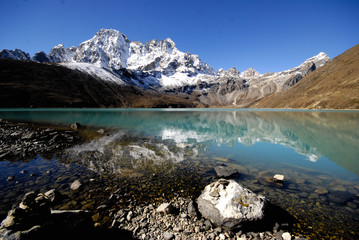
[197, 179, 266, 229]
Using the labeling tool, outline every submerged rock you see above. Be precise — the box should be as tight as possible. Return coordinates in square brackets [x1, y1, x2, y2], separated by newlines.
[273, 174, 285, 183]
[197, 179, 266, 229]
[70, 180, 82, 191]
[214, 166, 239, 178]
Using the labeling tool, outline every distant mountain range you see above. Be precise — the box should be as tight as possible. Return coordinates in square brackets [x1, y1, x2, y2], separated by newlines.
[1, 28, 357, 109]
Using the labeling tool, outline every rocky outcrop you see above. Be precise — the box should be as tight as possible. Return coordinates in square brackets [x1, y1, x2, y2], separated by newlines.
[197, 179, 266, 229]
[0, 49, 30, 61]
[49, 44, 76, 62]
[32, 51, 51, 63]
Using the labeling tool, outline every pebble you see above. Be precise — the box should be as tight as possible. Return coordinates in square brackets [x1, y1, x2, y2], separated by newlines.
[127, 211, 133, 221]
[156, 203, 174, 214]
[163, 232, 174, 240]
[314, 189, 328, 195]
[70, 180, 82, 191]
[282, 232, 291, 240]
[7, 176, 15, 181]
[96, 129, 105, 134]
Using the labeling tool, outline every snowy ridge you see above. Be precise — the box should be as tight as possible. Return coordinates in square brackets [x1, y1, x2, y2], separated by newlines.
[74, 29, 130, 70]
[49, 44, 77, 62]
[59, 62, 127, 85]
[51, 29, 215, 87]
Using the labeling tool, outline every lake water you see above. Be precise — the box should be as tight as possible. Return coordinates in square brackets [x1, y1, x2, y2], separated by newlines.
[1, 109, 359, 239]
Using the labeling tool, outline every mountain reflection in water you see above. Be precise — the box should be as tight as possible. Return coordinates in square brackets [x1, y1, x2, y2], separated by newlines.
[1, 109, 358, 176]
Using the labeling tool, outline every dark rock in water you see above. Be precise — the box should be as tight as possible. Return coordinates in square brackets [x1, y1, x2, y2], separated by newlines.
[328, 191, 354, 204]
[6, 176, 15, 181]
[44, 189, 63, 205]
[0, 191, 51, 231]
[214, 166, 238, 178]
[197, 179, 266, 229]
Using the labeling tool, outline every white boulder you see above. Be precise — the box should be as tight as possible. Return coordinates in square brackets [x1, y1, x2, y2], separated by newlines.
[197, 179, 266, 229]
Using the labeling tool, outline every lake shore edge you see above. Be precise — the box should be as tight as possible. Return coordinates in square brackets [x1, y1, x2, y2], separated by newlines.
[0, 119, 309, 239]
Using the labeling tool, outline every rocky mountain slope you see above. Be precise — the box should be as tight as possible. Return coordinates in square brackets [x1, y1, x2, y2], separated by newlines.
[0, 29, 332, 108]
[251, 44, 359, 109]
[0, 59, 201, 108]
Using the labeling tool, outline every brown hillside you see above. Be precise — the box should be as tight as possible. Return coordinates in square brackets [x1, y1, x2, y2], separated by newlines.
[251, 44, 359, 109]
[0, 59, 201, 108]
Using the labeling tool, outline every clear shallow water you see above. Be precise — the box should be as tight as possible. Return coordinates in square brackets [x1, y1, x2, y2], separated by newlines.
[1, 109, 359, 238]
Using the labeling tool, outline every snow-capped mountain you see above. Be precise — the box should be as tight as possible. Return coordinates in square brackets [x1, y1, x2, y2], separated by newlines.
[49, 44, 77, 62]
[0, 28, 330, 107]
[50, 29, 215, 87]
[0, 49, 30, 61]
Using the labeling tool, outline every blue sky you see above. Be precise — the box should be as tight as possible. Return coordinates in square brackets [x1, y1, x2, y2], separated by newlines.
[1, 0, 358, 73]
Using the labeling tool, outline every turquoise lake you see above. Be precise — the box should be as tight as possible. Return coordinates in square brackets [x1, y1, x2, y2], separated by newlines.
[1, 109, 359, 238]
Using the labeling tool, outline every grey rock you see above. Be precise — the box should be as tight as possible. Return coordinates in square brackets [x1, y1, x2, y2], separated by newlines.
[204, 219, 212, 230]
[163, 232, 174, 240]
[0, 229, 21, 240]
[214, 227, 222, 233]
[197, 179, 266, 229]
[214, 166, 238, 178]
[187, 200, 198, 218]
[126, 211, 133, 221]
[156, 203, 174, 214]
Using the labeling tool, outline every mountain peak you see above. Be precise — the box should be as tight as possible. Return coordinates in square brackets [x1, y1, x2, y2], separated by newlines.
[240, 68, 261, 79]
[303, 52, 330, 68]
[49, 44, 76, 62]
[74, 28, 130, 69]
[218, 67, 240, 77]
[0, 49, 31, 61]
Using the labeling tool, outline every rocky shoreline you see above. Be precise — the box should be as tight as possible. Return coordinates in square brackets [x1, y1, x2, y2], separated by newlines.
[0, 120, 308, 239]
[0, 184, 306, 240]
